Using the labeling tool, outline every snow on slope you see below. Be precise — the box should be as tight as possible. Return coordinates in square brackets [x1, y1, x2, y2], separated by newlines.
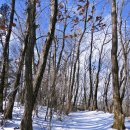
[2, 106, 130, 130]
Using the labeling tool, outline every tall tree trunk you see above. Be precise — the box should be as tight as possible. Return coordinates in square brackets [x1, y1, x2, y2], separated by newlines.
[103, 72, 111, 112]
[49, 40, 57, 121]
[20, 0, 36, 129]
[67, 42, 80, 113]
[93, 44, 103, 110]
[32, 0, 58, 111]
[73, 58, 80, 108]
[0, 0, 15, 112]
[5, 41, 27, 119]
[67, 1, 88, 113]
[50, 15, 67, 114]
[83, 70, 87, 109]
[119, 0, 128, 103]
[111, 0, 125, 129]
[93, 29, 110, 110]
[88, 26, 94, 110]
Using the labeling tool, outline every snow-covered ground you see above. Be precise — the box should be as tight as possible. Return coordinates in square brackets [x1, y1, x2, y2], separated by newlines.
[2, 105, 130, 130]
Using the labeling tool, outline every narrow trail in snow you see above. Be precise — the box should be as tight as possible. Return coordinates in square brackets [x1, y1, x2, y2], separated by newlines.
[52, 111, 130, 130]
[2, 107, 130, 130]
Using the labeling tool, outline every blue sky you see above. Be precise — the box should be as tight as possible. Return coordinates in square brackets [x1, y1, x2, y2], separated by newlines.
[0, 0, 129, 67]
[0, 0, 129, 23]
[0, 0, 129, 43]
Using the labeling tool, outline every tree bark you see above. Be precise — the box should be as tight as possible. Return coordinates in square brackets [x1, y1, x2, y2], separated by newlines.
[32, 0, 58, 111]
[83, 70, 87, 109]
[93, 44, 103, 110]
[0, 0, 15, 112]
[103, 72, 111, 112]
[88, 26, 94, 110]
[5, 41, 27, 119]
[111, 0, 125, 129]
[93, 28, 110, 110]
[49, 15, 67, 114]
[20, 0, 36, 129]
[73, 58, 80, 108]
[67, 1, 88, 113]
[119, 0, 128, 103]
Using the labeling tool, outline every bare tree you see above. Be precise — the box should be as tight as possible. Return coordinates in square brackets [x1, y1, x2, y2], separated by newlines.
[111, 0, 125, 129]
[20, 0, 58, 129]
[103, 72, 111, 112]
[118, 0, 129, 103]
[0, 0, 16, 112]
[93, 27, 111, 110]
[4, 39, 27, 119]
[66, 0, 89, 114]
[20, 0, 36, 129]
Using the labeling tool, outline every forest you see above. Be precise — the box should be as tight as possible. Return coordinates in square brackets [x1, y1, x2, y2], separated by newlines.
[0, 0, 130, 130]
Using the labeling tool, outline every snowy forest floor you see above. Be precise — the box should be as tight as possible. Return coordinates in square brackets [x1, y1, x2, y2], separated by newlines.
[2, 104, 130, 130]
